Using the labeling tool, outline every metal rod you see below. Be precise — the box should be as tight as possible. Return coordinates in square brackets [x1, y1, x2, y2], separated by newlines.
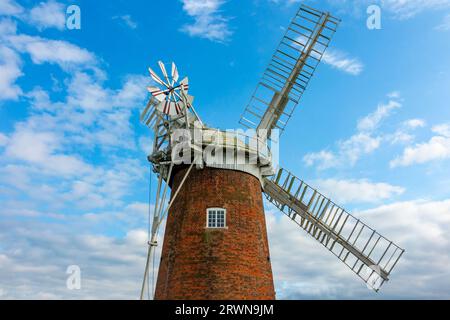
[156, 159, 198, 227]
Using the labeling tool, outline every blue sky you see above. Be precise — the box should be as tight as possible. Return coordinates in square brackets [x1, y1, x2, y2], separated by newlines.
[1, 0, 450, 299]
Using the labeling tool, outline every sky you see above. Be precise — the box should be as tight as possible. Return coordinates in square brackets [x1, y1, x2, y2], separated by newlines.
[0, 0, 450, 300]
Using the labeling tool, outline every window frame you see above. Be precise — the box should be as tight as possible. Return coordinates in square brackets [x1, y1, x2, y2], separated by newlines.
[206, 208, 227, 229]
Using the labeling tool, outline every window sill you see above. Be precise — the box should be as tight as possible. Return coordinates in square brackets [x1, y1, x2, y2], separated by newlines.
[205, 227, 229, 230]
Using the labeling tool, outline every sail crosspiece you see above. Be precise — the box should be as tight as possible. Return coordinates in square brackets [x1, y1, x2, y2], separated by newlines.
[264, 168, 405, 291]
[239, 5, 340, 137]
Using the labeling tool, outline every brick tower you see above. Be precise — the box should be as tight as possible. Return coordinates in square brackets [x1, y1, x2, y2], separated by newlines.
[154, 166, 275, 300]
[140, 60, 277, 300]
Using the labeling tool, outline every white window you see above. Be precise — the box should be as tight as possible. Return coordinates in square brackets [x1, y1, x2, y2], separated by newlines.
[207, 208, 226, 228]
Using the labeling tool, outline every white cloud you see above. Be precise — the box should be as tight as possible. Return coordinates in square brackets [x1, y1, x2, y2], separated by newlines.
[94, 110, 135, 148]
[4, 79, 146, 167]
[0, 17, 17, 34]
[115, 74, 149, 108]
[390, 123, 450, 167]
[125, 202, 150, 216]
[9, 34, 96, 69]
[67, 72, 111, 111]
[64, 160, 145, 209]
[113, 15, 138, 29]
[340, 133, 382, 165]
[387, 118, 426, 145]
[26, 87, 60, 111]
[432, 123, 450, 137]
[304, 133, 381, 170]
[279, 0, 450, 21]
[389, 130, 414, 145]
[387, 91, 401, 99]
[0, 219, 155, 299]
[0, 66, 148, 212]
[304, 94, 401, 169]
[0, 132, 8, 146]
[5, 127, 93, 176]
[4, 72, 147, 156]
[1, 0, 67, 30]
[0, 45, 22, 101]
[0, 6, 158, 300]
[322, 49, 364, 76]
[1, 18, 97, 71]
[267, 198, 450, 299]
[404, 118, 426, 129]
[180, 0, 232, 43]
[139, 135, 154, 156]
[436, 14, 450, 30]
[125, 229, 148, 246]
[303, 150, 337, 169]
[0, 21, 100, 102]
[382, 0, 450, 20]
[357, 100, 402, 132]
[66, 73, 147, 112]
[0, 0, 23, 16]
[29, 0, 65, 30]
[67, 75, 146, 149]
[313, 178, 405, 204]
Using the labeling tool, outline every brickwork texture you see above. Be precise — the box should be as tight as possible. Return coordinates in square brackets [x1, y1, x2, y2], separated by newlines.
[154, 166, 275, 300]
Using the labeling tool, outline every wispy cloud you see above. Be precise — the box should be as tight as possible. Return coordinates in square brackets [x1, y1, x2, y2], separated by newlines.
[0, 45, 23, 101]
[386, 118, 426, 145]
[0, 219, 153, 299]
[9, 35, 96, 70]
[0, 0, 23, 16]
[5, 128, 92, 176]
[382, 0, 450, 20]
[436, 14, 450, 31]
[390, 123, 450, 168]
[0, 133, 8, 146]
[304, 93, 402, 170]
[0, 17, 17, 34]
[313, 179, 405, 204]
[303, 150, 338, 170]
[29, 0, 65, 30]
[404, 119, 426, 129]
[180, 0, 232, 43]
[275, 0, 450, 21]
[1, 19, 97, 73]
[304, 133, 382, 170]
[1, 0, 66, 31]
[266, 197, 450, 299]
[357, 99, 401, 132]
[0, 1, 151, 231]
[322, 49, 364, 76]
[113, 15, 138, 29]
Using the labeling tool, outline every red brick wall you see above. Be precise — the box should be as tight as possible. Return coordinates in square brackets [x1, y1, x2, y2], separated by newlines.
[154, 166, 275, 300]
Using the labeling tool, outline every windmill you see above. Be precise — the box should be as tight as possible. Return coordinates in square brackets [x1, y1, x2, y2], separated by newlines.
[139, 4, 404, 300]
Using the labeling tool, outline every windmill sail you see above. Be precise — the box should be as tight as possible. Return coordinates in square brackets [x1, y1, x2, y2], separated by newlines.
[264, 168, 404, 291]
[239, 5, 340, 137]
